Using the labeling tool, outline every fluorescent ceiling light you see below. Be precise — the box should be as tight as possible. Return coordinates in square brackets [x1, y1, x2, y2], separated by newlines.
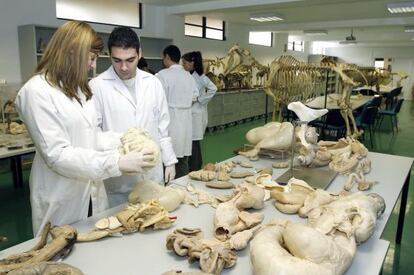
[387, 2, 414, 13]
[250, 13, 283, 22]
[304, 30, 328, 35]
[404, 26, 414, 32]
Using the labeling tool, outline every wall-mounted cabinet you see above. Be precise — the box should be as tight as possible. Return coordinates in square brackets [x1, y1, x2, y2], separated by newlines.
[18, 24, 172, 82]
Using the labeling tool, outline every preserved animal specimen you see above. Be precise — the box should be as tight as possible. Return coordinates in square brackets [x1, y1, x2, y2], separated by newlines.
[238, 122, 293, 160]
[8, 262, 83, 275]
[251, 192, 385, 275]
[128, 179, 185, 211]
[214, 183, 265, 241]
[77, 200, 175, 242]
[120, 127, 160, 170]
[0, 223, 77, 274]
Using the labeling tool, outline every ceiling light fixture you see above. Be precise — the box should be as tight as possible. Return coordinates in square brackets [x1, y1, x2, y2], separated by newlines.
[387, 1, 414, 13]
[304, 30, 328, 35]
[250, 13, 284, 22]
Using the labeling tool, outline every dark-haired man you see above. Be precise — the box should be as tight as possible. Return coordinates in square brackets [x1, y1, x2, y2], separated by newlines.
[90, 27, 178, 207]
[156, 45, 198, 178]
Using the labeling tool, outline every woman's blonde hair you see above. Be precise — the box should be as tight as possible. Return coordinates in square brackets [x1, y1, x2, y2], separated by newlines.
[36, 21, 103, 102]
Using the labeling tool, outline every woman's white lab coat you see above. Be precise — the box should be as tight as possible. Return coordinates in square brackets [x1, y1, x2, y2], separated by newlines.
[15, 75, 122, 236]
[90, 67, 177, 206]
[156, 64, 198, 157]
[191, 72, 217, 140]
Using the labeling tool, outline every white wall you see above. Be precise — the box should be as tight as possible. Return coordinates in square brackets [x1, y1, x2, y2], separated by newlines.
[0, 0, 300, 89]
[325, 45, 414, 99]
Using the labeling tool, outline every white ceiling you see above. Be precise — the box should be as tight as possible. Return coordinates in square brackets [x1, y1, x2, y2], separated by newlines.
[140, 0, 414, 45]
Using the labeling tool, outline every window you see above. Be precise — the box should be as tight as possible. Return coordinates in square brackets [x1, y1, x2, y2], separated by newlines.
[185, 16, 225, 40]
[287, 40, 305, 52]
[374, 58, 385, 69]
[56, 0, 142, 28]
[249, 32, 273, 47]
[311, 41, 338, 55]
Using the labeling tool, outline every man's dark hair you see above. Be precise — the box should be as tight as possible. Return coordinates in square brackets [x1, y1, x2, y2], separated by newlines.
[163, 45, 181, 63]
[108, 27, 140, 54]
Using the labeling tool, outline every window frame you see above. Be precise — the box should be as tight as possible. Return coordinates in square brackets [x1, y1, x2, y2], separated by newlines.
[185, 16, 226, 41]
[288, 41, 305, 52]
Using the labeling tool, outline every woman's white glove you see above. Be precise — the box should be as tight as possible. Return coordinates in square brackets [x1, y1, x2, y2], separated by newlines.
[164, 165, 176, 185]
[118, 148, 155, 174]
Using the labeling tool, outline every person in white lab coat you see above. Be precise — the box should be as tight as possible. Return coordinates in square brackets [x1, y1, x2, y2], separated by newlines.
[15, 21, 154, 236]
[157, 45, 199, 178]
[182, 51, 217, 171]
[90, 27, 178, 207]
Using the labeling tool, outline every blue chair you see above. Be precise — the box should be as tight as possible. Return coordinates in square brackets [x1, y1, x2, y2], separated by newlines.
[357, 106, 378, 148]
[359, 89, 377, 96]
[384, 87, 402, 110]
[320, 110, 346, 140]
[281, 105, 298, 122]
[377, 98, 404, 135]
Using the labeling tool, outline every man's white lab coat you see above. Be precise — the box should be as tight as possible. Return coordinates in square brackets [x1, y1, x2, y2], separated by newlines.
[156, 64, 198, 157]
[90, 67, 177, 206]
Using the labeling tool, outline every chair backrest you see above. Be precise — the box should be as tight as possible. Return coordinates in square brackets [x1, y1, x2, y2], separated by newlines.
[360, 106, 378, 125]
[281, 105, 298, 121]
[325, 110, 345, 126]
[360, 89, 376, 96]
[394, 98, 404, 113]
[394, 86, 403, 96]
[367, 95, 382, 108]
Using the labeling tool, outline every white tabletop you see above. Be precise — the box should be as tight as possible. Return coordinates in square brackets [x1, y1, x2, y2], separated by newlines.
[305, 94, 373, 110]
[0, 131, 35, 159]
[1, 152, 411, 275]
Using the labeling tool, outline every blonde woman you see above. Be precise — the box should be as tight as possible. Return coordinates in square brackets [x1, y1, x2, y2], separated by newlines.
[15, 21, 154, 236]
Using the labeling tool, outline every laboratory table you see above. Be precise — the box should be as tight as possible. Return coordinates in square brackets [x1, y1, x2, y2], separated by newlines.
[0, 131, 35, 188]
[305, 94, 373, 110]
[1, 152, 412, 275]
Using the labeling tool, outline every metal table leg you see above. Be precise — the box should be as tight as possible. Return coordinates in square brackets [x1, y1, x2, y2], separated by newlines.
[396, 171, 410, 244]
[10, 155, 23, 188]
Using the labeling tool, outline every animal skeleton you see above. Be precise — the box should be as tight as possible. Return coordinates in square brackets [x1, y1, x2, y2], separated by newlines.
[264, 56, 326, 121]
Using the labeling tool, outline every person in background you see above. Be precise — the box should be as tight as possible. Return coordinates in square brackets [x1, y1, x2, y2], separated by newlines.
[182, 51, 217, 171]
[138, 57, 155, 74]
[156, 45, 198, 178]
[15, 21, 153, 236]
[90, 27, 177, 207]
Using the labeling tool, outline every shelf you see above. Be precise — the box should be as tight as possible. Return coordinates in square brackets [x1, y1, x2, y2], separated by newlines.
[18, 24, 173, 81]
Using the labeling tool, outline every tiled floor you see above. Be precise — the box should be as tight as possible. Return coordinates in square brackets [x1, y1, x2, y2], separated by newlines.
[0, 101, 413, 274]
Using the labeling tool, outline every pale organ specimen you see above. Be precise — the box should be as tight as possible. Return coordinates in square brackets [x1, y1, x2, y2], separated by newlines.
[77, 200, 175, 242]
[251, 192, 386, 275]
[7, 262, 84, 275]
[120, 127, 160, 170]
[214, 183, 265, 241]
[238, 121, 293, 160]
[166, 226, 260, 275]
[0, 223, 77, 274]
[128, 179, 185, 211]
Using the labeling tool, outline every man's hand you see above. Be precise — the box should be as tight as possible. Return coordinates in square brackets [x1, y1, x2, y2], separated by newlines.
[164, 165, 176, 185]
[118, 148, 155, 174]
